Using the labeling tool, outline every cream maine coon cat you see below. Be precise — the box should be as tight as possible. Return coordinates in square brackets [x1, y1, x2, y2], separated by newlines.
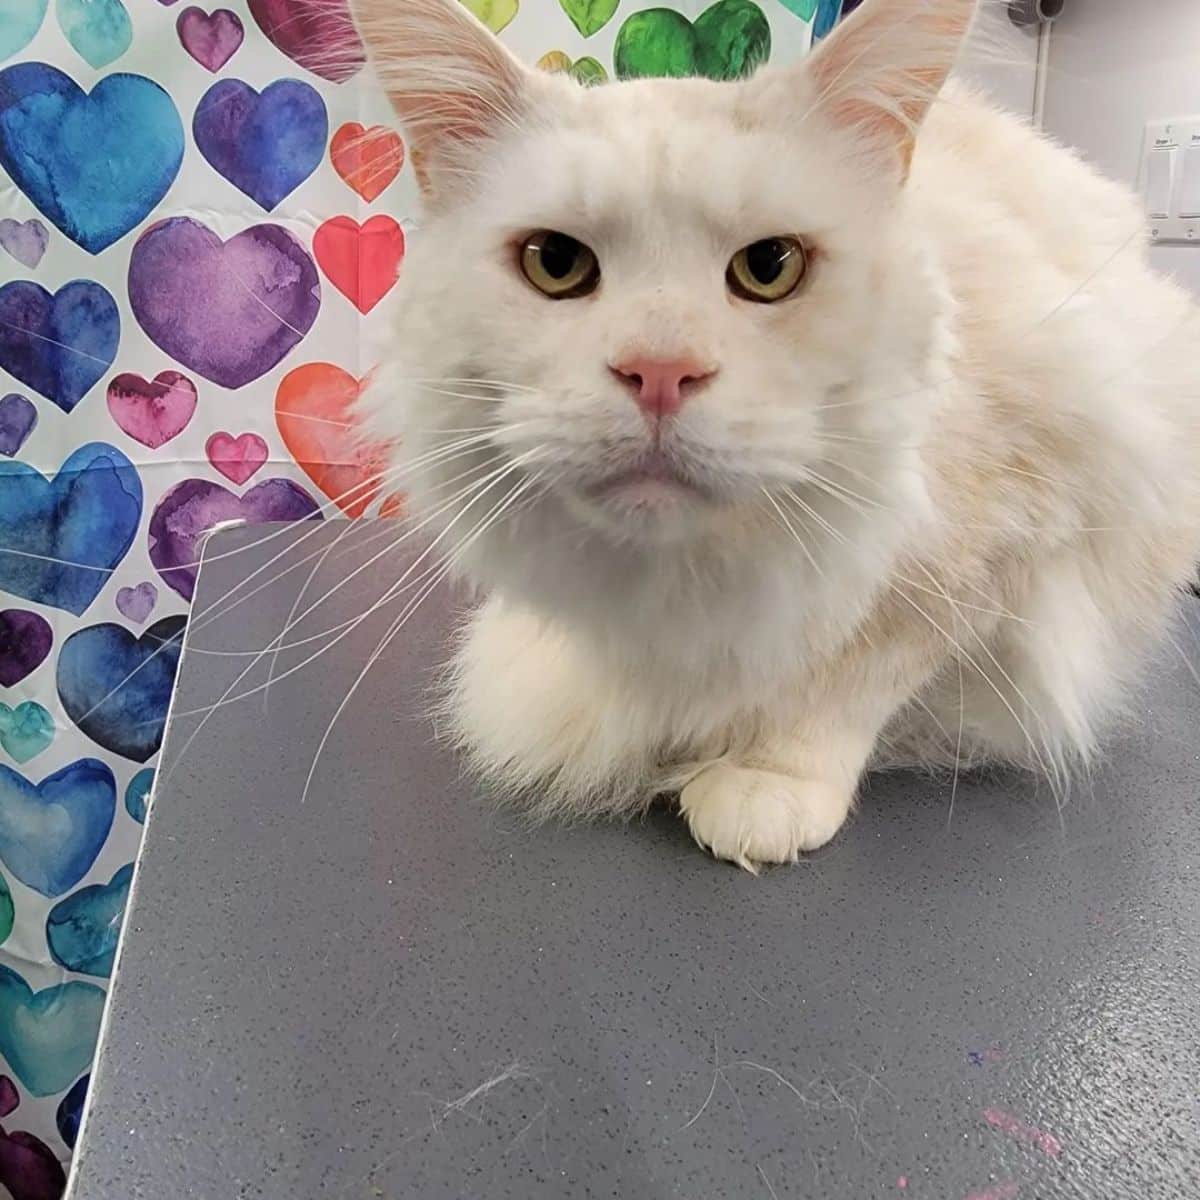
[353, 0, 1200, 869]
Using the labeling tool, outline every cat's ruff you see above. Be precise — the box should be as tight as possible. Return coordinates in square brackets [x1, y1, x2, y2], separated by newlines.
[354, 0, 1200, 868]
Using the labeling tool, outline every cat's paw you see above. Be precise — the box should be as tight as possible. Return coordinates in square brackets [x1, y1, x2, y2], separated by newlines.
[679, 762, 852, 871]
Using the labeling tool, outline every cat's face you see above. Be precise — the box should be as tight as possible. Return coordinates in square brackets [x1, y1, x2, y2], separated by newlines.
[357, 0, 969, 569]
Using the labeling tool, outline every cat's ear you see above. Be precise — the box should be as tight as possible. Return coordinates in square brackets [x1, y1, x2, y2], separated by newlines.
[803, 0, 977, 179]
[352, 0, 540, 201]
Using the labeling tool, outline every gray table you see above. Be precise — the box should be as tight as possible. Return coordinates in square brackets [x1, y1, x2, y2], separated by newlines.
[68, 521, 1200, 1199]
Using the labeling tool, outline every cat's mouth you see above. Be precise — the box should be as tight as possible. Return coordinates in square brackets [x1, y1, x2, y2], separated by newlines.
[583, 450, 712, 508]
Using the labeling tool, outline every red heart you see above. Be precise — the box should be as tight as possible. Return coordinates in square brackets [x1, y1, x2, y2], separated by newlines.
[206, 431, 269, 485]
[313, 215, 404, 315]
[330, 123, 403, 202]
[275, 362, 393, 516]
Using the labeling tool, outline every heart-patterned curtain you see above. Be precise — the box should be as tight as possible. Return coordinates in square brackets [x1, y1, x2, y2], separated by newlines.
[0, 0, 845, 1192]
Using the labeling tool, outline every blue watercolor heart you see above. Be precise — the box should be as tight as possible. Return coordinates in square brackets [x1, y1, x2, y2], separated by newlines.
[0, 442, 143, 617]
[47, 862, 133, 977]
[0, 63, 184, 254]
[57, 616, 186, 762]
[56, 0, 132, 69]
[0, 759, 115, 898]
[811, 0, 843, 40]
[0, 280, 119, 412]
[0, 963, 105, 1096]
[124, 767, 154, 824]
[0, 701, 55, 764]
[193, 77, 327, 211]
[57, 1073, 89, 1149]
[0, 0, 48, 62]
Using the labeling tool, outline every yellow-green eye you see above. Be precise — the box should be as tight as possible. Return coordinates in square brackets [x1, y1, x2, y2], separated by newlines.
[519, 231, 600, 298]
[727, 237, 808, 302]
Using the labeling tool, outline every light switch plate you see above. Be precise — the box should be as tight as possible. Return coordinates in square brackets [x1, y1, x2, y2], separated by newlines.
[1141, 117, 1200, 244]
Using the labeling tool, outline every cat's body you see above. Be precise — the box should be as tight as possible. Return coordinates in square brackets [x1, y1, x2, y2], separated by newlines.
[355, 0, 1200, 868]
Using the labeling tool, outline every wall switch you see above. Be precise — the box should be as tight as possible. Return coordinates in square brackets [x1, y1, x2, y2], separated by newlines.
[1178, 147, 1200, 220]
[1146, 148, 1176, 218]
[1142, 117, 1200, 244]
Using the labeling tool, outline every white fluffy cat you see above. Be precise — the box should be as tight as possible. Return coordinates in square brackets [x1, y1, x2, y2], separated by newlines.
[353, 0, 1200, 869]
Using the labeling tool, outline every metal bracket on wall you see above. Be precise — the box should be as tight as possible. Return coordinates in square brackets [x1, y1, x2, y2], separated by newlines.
[1008, 0, 1065, 27]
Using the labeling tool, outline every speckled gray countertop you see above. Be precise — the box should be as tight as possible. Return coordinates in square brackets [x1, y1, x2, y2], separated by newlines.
[67, 521, 1200, 1199]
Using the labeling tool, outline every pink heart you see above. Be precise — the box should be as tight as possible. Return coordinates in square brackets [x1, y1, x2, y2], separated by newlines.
[116, 582, 158, 624]
[107, 371, 198, 449]
[206, 431, 269, 485]
[177, 7, 244, 72]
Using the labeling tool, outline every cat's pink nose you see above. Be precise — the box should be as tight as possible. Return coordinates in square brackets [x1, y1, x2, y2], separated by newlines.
[611, 356, 715, 419]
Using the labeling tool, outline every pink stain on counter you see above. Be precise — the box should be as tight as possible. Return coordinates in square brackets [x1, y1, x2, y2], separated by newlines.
[964, 1184, 1019, 1200]
[982, 1107, 1062, 1156]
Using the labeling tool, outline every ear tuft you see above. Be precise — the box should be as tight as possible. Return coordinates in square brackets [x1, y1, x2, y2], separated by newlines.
[807, 0, 977, 178]
[352, 0, 534, 198]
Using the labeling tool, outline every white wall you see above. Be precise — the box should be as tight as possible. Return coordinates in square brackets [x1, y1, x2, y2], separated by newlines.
[1042, 0, 1200, 295]
[959, 2, 1039, 119]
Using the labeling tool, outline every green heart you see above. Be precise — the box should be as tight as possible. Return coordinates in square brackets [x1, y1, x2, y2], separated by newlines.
[0, 702, 55, 765]
[537, 50, 609, 85]
[560, 0, 619, 38]
[0, 873, 12, 945]
[459, 0, 518, 34]
[613, 0, 771, 82]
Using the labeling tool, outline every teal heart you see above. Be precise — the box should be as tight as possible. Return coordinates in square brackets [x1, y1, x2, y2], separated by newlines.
[47, 862, 133, 977]
[777, 0, 818, 19]
[0, 962, 105, 1096]
[56, 0, 132, 69]
[124, 767, 153, 824]
[0, 700, 55, 764]
[0, 0, 49, 62]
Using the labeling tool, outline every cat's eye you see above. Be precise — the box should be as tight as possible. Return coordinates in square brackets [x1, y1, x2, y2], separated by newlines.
[727, 237, 808, 303]
[519, 231, 600, 299]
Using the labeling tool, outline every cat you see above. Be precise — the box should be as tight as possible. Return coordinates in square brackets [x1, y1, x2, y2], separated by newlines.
[353, 0, 1200, 870]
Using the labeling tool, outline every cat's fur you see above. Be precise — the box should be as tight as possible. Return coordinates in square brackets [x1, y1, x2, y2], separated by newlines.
[354, 0, 1200, 869]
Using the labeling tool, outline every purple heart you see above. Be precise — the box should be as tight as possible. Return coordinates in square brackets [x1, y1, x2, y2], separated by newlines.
[0, 280, 120, 413]
[148, 477, 322, 599]
[0, 1125, 66, 1200]
[128, 217, 320, 390]
[193, 78, 327, 211]
[0, 395, 37, 457]
[177, 7, 244, 72]
[115, 581, 157, 624]
[0, 610, 53, 687]
[247, 0, 363, 83]
[0, 219, 48, 270]
[0, 1075, 17, 1119]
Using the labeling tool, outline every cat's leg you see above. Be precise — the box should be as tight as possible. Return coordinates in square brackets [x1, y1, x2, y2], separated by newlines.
[679, 632, 940, 870]
[449, 595, 658, 816]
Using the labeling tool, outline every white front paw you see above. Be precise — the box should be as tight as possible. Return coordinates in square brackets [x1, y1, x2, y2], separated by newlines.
[679, 762, 852, 871]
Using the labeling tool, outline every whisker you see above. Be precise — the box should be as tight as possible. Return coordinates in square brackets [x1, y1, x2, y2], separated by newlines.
[299, 469, 542, 805]
[760, 487, 826, 581]
[161, 450, 541, 746]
